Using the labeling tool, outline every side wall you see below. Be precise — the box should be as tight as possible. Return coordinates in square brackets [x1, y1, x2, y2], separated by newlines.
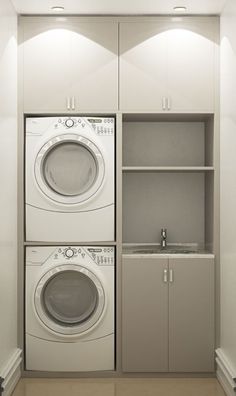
[218, 1, 236, 394]
[0, 0, 21, 394]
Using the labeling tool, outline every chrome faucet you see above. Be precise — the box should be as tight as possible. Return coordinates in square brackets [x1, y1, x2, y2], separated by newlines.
[161, 228, 167, 249]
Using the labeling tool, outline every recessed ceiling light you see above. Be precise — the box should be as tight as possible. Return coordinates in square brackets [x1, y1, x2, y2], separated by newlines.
[173, 6, 187, 12]
[51, 6, 65, 12]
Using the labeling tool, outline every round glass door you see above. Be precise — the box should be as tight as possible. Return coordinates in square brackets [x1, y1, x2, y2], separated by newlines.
[34, 134, 105, 205]
[34, 265, 105, 335]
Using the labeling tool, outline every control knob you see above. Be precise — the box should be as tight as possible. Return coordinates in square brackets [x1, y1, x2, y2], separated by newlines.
[65, 248, 74, 258]
[65, 118, 74, 128]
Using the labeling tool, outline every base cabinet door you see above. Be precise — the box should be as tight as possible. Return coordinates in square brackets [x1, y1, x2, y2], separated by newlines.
[168, 257, 215, 372]
[122, 256, 168, 372]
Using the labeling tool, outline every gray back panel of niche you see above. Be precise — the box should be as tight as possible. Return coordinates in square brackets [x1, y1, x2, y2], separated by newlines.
[123, 172, 205, 244]
[123, 121, 205, 166]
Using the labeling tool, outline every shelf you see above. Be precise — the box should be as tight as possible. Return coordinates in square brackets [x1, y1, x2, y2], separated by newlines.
[24, 241, 117, 246]
[122, 166, 215, 173]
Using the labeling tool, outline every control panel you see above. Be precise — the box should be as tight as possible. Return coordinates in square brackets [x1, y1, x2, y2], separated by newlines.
[52, 246, 115, 266]
[54, 117, 115, 136]
[26, 246, 115, 266]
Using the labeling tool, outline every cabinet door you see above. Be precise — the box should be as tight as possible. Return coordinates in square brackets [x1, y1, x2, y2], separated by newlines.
[168, 257, 215, 372]
[167, 18, 218, 112]
[70, 21, 118, 111]
[22, 19, 72, 112]
[119, 21, 168, 111]
[21, 18, 118, 112]
[122, 256, 168, 372]
[119, 17, 218, 112]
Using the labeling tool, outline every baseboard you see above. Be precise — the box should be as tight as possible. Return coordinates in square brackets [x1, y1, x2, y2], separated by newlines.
[216, 348, 236, 396]
[0, 349, 22, 396]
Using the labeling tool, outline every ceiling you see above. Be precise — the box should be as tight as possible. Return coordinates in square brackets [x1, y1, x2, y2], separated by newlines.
[11, 0, 227, 15]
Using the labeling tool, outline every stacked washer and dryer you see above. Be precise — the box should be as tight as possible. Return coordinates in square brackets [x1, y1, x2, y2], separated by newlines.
[25, 116, 115, 372]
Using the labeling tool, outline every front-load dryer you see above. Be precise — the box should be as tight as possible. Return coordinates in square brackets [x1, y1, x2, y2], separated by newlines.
[25, 246, 115, 372]
[25, 116, 115, 242]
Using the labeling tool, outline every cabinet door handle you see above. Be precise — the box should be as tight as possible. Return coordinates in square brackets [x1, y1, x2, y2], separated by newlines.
[167, 97, 171, 111]
[162, 97, 166, 111]
[67, 97, 71, 110]
[163, 269, 168, 283]
[169, 269, 174, 283]
[71, 96, 75, 110]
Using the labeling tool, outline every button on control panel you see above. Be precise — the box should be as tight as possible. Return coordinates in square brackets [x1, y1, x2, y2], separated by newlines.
[65, 248, 74, 258]
[65, 118, 74, 128]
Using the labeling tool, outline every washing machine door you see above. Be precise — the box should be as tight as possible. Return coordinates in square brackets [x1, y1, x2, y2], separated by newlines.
[34, 134, 105, 205]
[34, 265, 105, 335]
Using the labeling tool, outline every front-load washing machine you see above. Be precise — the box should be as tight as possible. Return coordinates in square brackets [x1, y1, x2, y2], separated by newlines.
[25, 246, 114, 372]
[25, 116, 115, 242]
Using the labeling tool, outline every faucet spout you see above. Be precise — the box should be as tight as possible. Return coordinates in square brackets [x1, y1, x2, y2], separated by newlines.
[161, 228, 167, 249]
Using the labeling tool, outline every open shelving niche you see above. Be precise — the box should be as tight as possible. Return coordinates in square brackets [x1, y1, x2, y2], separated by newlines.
[122, 113, 215, 252]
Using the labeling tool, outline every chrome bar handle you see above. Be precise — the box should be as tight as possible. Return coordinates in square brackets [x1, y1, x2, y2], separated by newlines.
[71, 96, 75, 110]
[163, 268, 168, 283]
[66, 97, 71, 110]
[167, 96, 171, 110]
[162, 97, 166, 111]
[169, 269, 174, 283]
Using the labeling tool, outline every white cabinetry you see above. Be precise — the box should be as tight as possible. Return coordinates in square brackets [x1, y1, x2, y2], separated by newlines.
[120, 17, 219, 112]
[21, 18, 118, 112]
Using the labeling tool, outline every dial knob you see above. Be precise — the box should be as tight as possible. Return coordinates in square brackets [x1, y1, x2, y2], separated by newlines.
[65, 248, 74, 258]
[65, 118, 74, 128]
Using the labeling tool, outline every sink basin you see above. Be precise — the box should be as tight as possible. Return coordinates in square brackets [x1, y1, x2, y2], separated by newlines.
[133, 247, 197, 254]
[124, 244, 206, 255]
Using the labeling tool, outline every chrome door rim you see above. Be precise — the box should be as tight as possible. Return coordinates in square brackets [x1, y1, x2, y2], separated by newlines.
[34, 264, 105, 335]
[34, 134, 105, 205]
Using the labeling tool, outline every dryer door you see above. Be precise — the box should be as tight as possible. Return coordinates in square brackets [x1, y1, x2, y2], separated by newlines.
[34, 134, 105, 205]
[34, 265, 105, 335]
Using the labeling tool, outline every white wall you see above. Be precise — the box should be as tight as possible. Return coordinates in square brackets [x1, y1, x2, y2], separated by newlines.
[0, 0, 20, 387]
[220, 0, 236, 374]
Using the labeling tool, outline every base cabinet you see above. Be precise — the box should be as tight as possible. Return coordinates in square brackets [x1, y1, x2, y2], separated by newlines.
[122, 256, 215, 372]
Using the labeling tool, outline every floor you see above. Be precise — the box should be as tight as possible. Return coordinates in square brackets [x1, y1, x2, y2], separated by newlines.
[12, 378, 226, 396]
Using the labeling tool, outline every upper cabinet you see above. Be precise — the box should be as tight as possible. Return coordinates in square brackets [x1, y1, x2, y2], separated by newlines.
[20, 18, 118, 112]
[20, 16, 219, 113]
[119, 17, 219, 112]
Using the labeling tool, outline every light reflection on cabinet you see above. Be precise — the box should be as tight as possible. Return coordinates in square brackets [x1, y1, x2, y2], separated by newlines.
[21, 17, 118, 112]
[120, 17, 219, 112]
